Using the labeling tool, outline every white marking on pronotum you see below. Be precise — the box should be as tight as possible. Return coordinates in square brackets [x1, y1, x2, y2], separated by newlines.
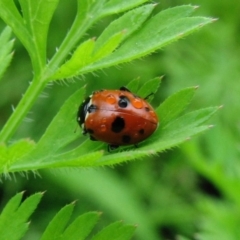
[85, 98, 92, 121]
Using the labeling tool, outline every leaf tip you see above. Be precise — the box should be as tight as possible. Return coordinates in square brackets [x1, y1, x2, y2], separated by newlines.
[218, 105, 224, 109]
[70, 200, 78, 205]
[158, 75, 165, 80]
[208, 124, 215, 129]
[194, 85, 200, 90]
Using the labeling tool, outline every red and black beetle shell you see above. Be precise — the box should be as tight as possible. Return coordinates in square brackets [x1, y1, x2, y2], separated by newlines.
[77, 87, 158, 150]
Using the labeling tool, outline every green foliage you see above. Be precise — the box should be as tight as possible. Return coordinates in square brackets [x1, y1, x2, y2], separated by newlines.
[0, 192, 135, 240]
[0, 1, 213, 142]
[0, 78, 218, 174]
[0, 0, 225, 239]
[0, 26, 14, 80]
[0, 192, 43, 240]
[0, 1, 215, 173]
[40, 204, 101, 240]
[197, 198, 240, 240]
[0, 139, 35, 173]
[92, 221, 136, 240]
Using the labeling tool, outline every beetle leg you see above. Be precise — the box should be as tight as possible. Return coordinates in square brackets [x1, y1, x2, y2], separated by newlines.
[108, 144, 119, 152]
[144, 92, 154, 100]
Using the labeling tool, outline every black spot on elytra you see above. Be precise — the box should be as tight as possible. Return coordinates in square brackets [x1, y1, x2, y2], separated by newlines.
[144, 92, 154, 100]
[139, 129, 144, 135]
[87, 128, 94, 134]
[145, 107, 150, 112]
[111, 116, 125, 133]
[118, 96, 129, 108]
[122, 135, 131, 143]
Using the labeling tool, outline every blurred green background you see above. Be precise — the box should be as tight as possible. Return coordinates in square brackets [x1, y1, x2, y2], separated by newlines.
[0, 0, 240, 239]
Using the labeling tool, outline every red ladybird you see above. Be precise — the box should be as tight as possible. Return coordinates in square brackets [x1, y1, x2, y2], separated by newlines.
[77, 87, 158, 150]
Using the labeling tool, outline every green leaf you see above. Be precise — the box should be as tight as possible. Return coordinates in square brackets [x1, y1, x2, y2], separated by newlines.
[0, 192, 43, 240]
[137, 77, 162, 100]
[126, 77, 140, 93]
[47, 0, 105, 76]
[0, 139, 35, 174]
[52, 39, 95, 79]
[0, 0, 58, 73]
[0, 192, 135, 240]
[14, 193, 43, 226]
[61, 212, 101, 240]
[92, 31, 125, 62]
[94, 4, 155, 52]
[4, 80, 218, 173]
[0, 0, 30, 53]
[101, 0, 149, 16]
[23, 87, 85, 161]
[6, 84, 218, 172]
[0, 192, 23, 215]
[47, 151, 104, 168]
[40, 203, 74, 240]
[93, 106, 218, 167]
[92, 221, 136, 240]
[53, 32, 125, 80]
[8, 87, 103, 172]
[197, 199, 240, 240]
[52, 4, 155, 80]
[156, 86, 198, 126]
[19, 0, 59, 67]
[162, 107, 218, 135]
[0, 26, 14, 80]
[80, 6, 214, 73]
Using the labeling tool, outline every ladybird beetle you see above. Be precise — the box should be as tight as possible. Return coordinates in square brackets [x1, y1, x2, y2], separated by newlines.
[77, 87, 158, 150]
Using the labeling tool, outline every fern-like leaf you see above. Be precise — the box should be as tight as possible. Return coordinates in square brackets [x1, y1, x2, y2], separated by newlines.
[2, 78, 219, 173]
[0, 192, 43, 240]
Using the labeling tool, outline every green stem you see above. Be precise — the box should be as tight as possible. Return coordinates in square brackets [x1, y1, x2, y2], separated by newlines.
[0, 16, 94, 143]
[0, 77, 46, 143]
[0, 4, 103, 143]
